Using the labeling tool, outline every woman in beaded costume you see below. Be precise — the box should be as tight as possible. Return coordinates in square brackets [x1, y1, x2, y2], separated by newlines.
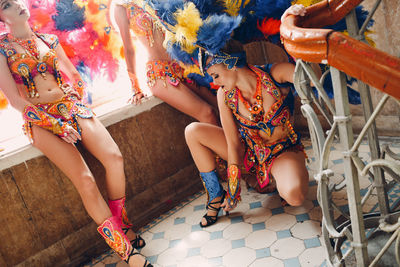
[111, 0, 218, 125]
[185, 5, 310, 228]
[0, 1, 151, 266]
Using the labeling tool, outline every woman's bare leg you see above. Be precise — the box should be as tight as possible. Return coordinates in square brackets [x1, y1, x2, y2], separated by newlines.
[185, 122, 228, 171]
[31, 125, 111, 224]
[151, 80, 218, 125]
[78, 117, 125, 200]
[32, 124, 147, 267]
[270, 151, 309, 206]
[77, 117, 144, 247]
[185, 122, 228, 224]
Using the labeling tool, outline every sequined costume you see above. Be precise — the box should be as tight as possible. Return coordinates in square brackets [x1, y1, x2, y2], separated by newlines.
[146, 60, 183, 88]
[115, 0, 184, 88]
[0, 32, 93, 141]
[224, 64, 305, 189]
[22, 94, 93, 142]
[0, 33, 62, 98]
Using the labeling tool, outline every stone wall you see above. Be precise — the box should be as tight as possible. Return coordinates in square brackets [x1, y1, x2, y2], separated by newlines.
[0, 101, 202, 267]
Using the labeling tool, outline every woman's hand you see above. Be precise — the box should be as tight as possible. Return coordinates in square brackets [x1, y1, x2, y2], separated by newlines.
[221, 197, 238, 212]
[62, 84, 81, 99]
[128, 72, 144, 105]
[281, 4, 306, 21]
[60, 124, 81, 144]
[128, 92, 145, 105]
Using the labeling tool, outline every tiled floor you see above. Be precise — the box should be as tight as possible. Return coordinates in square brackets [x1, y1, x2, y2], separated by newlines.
[83, 140, 400, 267]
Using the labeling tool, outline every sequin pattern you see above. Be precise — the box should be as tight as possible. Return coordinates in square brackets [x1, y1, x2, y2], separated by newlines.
[224, 65, 304, 189]
[146, 60, 183, 88]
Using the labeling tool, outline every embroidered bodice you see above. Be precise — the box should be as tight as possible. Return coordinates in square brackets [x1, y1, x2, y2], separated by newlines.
[0, 33, 63, 98]
[225, 65, 296, 141]
[224, 64, 302, 189]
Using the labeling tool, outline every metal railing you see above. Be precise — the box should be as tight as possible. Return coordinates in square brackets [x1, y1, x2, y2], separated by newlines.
[281, 0, 400, 266]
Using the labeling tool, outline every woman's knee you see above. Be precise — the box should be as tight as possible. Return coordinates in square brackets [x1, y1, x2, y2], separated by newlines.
[103, 149, 124, 169]
[184, 122, 202, 143]
[279, 183, 307, 206]
[197, 105, 217, 124]
[75, 172, 99, 197]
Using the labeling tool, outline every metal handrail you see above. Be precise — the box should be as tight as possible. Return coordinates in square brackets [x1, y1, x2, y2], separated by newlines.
[280, 0, 400, 99]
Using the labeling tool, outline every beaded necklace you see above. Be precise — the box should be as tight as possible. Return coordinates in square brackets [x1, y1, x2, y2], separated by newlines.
[8, 33, 40, 60]
[237, 75, 264, 121]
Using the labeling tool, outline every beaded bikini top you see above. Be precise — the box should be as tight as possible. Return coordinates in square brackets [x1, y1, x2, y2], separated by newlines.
[224, 65, 297, 144]
[117, 0, 159, 47]
[0, 33, 63, 98]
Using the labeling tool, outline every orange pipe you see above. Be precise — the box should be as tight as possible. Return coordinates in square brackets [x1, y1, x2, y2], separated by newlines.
[280, 0, 400, 99]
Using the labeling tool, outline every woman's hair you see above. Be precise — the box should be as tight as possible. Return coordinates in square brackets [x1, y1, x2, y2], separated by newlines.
[221, 39, 245, 56]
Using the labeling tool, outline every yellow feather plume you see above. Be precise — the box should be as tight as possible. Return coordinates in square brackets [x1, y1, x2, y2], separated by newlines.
[172, 2, 203, 48]
[291, 0, 323, 7]
[182, 64, 202, 77]
[222, 0, 251, 17]
[163, 30, 177, 49]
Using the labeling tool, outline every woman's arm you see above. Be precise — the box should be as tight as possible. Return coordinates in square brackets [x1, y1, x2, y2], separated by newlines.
[114, 4, 143, 103]
[0, 55, 29, 112]
[217, 88, 243, 211]
[270, 62, 321, 91]
[217, 89, 242, 166]
[114, 4, 136, 76]
[55, 43, 85, 98]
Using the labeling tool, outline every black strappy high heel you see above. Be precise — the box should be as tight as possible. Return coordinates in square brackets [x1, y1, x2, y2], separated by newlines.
[124, 249, 153, 267]
[123, 228, 146, 249]
[200, 190, 228, 228]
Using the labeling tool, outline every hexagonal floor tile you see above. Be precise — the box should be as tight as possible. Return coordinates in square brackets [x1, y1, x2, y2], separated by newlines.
[156, 246, 187, 266]
[140, 238, 169, 256]
[266, 213, 297, 232]
[201, 238, 231, 258]
[164, 223, 192, 240]
[299, 246, 326, 266]
[177, 255, 211, 267]
[243, 207, 272, 224]
[223, 247, 256, 267]
[270, 237, 305, 260]
[291, 220, 321, 240]
[245, 229, 277, 249]
[200, 214, 231, 232]
[284, 199, 314, 215]
[181, 231, 211, 248]
[223, 222, 252, 239]
[250, 257, 284, 267]
[309, 206, 322, 222]
[262, 194, 283, 209]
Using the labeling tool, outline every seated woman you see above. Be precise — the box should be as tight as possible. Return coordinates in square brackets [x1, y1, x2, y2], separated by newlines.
[0, 1, 150, 266]
[185, 5, 310, 227]
[112, 0, 218, 124]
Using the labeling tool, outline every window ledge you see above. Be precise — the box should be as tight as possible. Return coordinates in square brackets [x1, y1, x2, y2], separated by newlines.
[0, 96, 163, 171]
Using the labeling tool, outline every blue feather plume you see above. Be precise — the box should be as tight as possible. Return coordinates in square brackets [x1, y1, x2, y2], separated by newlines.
[197, 14, 242, 54]
[254, 0, 291, 19]
[232, 14, 265, 43]
[52, 0, 85, 31]
[149, 0, 184, 27]
[166, 42, 196, 65]
[187, 72, 213, 89]
[188, 0, 225, 17]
